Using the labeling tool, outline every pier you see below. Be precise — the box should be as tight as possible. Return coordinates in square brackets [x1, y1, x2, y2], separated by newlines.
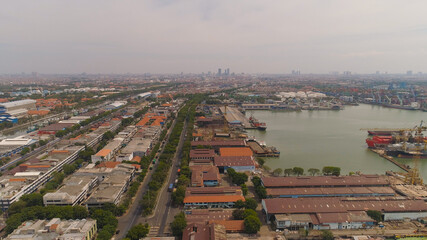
[370, 149, 410, 172]
[219, 106, 254, 129]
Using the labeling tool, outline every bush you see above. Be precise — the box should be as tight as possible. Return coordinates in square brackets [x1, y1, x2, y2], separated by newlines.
[244, 215, 261, 234]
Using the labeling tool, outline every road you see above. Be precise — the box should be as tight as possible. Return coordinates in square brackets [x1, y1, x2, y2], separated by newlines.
[144, 117, 188, 237]
[115, 113, 179, 240]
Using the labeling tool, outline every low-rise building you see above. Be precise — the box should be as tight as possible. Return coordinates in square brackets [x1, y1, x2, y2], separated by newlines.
[4, 218, 97, 240]
[85, 172, 132, 207]
[214, 156, 255, 173]
[190, 165, 221, 187]
[43, 175, 98, 206]
[184, 187, 244, 209]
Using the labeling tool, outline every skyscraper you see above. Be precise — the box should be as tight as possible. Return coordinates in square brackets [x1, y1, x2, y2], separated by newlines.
[217, 68, 222, 76]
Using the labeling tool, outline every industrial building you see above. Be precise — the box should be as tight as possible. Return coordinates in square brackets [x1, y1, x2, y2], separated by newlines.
[190, 165, 221, 187]
[0, 99, 36, 118]
[184, 187, 244, 209]
[261, 175, 390, 188]
[214, 156, 256, 173]
[262, 197, 427, 230]
[85, 173, 132, 207]
[4, 218, 97, 240]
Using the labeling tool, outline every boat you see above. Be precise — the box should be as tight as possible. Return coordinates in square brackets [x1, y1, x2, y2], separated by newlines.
[366, 136, 393, 148]
[249, 115, 267, 130]
[368, 130, 401, 136]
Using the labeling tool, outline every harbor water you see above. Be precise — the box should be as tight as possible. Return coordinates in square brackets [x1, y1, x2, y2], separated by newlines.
[247, 104, 427, 178]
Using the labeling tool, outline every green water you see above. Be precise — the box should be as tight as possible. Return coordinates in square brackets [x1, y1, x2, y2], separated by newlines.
[247, 104, 427, 178]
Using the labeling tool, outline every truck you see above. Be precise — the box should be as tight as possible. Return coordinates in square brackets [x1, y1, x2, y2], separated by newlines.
[168, 183, 174, 192]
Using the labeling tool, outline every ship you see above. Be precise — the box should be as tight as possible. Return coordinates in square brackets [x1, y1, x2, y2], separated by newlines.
[249, 115, 267, 130]
[366, 136, 393, 148]
[385, 142, 427, 158]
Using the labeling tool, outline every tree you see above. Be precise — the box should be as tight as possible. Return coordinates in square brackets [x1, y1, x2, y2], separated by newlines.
[63, 164, 76, 175]
[171, 212, 187, 237]
[244, 215, 261, 234]
[90, 209, 117, 229]
[232, 209, 245, 220]
[273, 168, 283, 176]
[322, 166, 341, 176]
[367, 210, 382, 223]
[284, 168, 293, 176]
[256, 158, 265, 167]
[20, 193, 43, 207]
[292, 167, 304, 176]
[245, 198, 258, 210]
[262, 165, 271, 172]
[172, 186, 186, 205]
[308, 168, 320, 176]
[243, 209, 258, 219]
[255, 186, 267, 199]
[321, 229, 334, 240]
[235, 200, 245, 209]
[241, 184, 248, 196]
[126, 224, 150, 240]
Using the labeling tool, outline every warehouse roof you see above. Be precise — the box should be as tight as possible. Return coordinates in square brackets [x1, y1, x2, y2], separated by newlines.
[214, 156, 254, 167]
[95, 149, 112, 157]
[0, 99, 36, 108]
[263, 197, 427, 214]
[191, 140, 246, 147]
[262, 175, 390, 188]
[184, 195, 245, 204]
[190, 149, 216, 159]
[219, 147, 253, 157]
[266, 186, 396, 197]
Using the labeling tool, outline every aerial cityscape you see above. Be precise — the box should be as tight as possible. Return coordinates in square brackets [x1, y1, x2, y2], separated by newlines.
[2, 1, 427, 240]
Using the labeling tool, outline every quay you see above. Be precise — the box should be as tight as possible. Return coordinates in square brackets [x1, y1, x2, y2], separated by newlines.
[219, 106, 254, 129]
[370, 149, 410, 172]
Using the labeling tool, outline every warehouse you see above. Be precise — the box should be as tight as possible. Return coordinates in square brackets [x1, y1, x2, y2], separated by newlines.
[261, 175, 390, 188]
[0, 99, 36, 112]
[262, 197, 427, 229]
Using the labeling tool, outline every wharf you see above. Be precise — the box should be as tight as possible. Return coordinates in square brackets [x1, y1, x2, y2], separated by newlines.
[219, 106, 254, 129]
[247, 140, 280, 157]
[370, 149, 410, 172]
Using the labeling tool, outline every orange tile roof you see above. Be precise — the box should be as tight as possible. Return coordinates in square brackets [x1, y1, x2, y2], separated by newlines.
[219, 147, 253, 157]
[192, 132, 203, 137]
[132, 156, 141, 163]
[131, 164, 141, 169]
[27, 110, 50, 115]
[184, 195, 245, 204]
[95, 149, 112, 157]
[96, 161, 120, 168]
[0, 98, 8, 103]
[209, 220, 244, 232]
[9, 178, 26, 182]
[162, 103, 172, 107]
[27, 165, 50, 168]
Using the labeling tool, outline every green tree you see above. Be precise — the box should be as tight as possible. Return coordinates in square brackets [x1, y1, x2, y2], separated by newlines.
[256, 158, 265, 167]
[232, 209, 245, 220]
[322, 166, 341, 176]
[170, 212, 187, 237]
[234, 200, 245, 209]
[321, 229, 334, 240]
[308, 168, 320, 176]
[273, 168, 283, 176]
[20, 193, 43, 207]
[126, 224, 150, 240]
[171, 186, 186, 205]
[292, 167, 304, 176]
[245, 198, 258, 210]
[243, 209, 258, 219]
[241, 184, 248, 196]
[284, 168, 293, 176]
[244, 215, 261, 234]
[367, 210, 383, 222]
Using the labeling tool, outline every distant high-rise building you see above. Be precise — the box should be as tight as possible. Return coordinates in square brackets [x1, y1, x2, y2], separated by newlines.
[407, 70, 413, 76]
[225, 68, 230, 75]
[291, 70, 300, 75]
[343, 71, 351, 75]
[217, 68, 222, 76]
[376, 71, 380, 75]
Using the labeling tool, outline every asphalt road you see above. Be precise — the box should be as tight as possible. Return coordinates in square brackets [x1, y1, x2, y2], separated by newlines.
[144, 118, 188, 236]
[115, 114, 179, 240]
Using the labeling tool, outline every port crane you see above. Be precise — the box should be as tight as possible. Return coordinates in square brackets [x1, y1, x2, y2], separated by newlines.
[404, 121, 425, 185]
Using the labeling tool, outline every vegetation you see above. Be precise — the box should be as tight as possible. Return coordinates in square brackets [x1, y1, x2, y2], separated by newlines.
[322, 166, 341, 176]
[273, 168, 283, 176]
[227, 168, 248, 186]
[292, 167, 304, 176]
[367, 210, 383, 222]
[126, 224, 150, 240]
[321, 229, 334, 240]
[308, 168, 320, 176]
[90, 209, 117, 240]
[284, 168, 293, 176]
[251, 176, 267, 199]
[244, 215, 262, 234]
[170, 212, 187, 237]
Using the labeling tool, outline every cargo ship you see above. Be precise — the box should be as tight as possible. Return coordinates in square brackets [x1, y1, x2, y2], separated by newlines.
[249, 116, 267, 130]
[366, 136, 393, 148]
[385, 143, 427, 158]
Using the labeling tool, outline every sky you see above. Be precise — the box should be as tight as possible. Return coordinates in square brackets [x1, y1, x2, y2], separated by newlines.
[1, 0, 427, 74]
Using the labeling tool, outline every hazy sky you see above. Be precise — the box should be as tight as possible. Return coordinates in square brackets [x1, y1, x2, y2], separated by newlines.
[1, 0, 427, 74]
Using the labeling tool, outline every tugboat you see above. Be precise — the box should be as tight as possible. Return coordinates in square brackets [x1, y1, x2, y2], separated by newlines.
[249, 115, 267, 130]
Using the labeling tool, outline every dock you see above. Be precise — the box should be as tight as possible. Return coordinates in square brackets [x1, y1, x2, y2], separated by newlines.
[370, 149, 410, 172]
[219, 106, 254, 129]
[247, 140, 280, 157]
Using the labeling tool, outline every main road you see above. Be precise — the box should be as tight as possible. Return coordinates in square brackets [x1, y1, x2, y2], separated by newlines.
[115, 109, 182, 239]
